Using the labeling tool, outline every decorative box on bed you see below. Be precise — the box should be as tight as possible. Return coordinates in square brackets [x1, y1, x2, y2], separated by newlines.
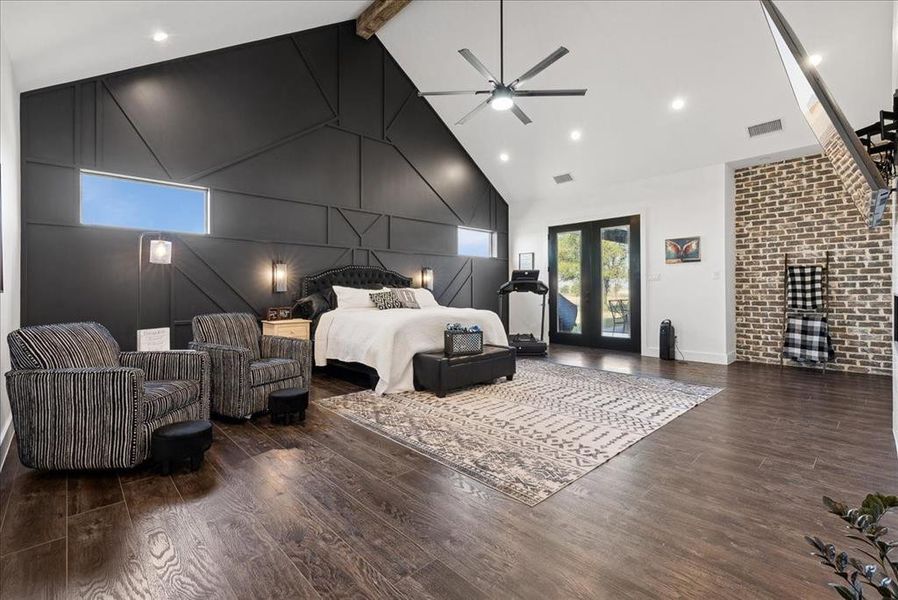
[444, 329, 483, 357]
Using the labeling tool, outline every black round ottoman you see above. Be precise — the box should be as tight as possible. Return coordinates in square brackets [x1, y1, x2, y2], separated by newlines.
[268, 387, 309, 425]
[151, 420, 213, 474]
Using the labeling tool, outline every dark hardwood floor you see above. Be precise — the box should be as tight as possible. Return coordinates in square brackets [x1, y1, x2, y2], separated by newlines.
[1, 346, 896, 599]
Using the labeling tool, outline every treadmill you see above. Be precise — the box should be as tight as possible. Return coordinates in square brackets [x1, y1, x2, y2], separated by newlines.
[497, 270, 549, 356]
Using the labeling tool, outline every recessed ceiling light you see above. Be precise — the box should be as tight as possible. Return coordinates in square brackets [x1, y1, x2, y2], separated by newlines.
[671, 97, 686, 111]
[152, 31, 169, 43]
[499, 152, 510, 162]
[570, 129, 582, 141]
[808, 53, 822, 67]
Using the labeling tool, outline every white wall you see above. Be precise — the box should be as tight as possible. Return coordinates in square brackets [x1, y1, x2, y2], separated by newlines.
[508, 163, 733, 364]
[0, 35, 21, 468]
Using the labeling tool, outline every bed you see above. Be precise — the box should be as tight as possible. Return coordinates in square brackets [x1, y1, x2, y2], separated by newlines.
[296, 265, 508, 394]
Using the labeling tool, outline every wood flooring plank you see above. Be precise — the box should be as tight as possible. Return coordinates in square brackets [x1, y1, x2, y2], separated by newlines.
[254, 450, 433, 581]
[177, 450, 403, 599]
[0, 347, 894, 599]
[0, 470, 66, 556]
[0, 538, 67, 600]
[122, 475, 240, 600]
[395, 560, 489, 600]
[67, 471, 124, 516]
[172, 461, 322, 600]
[67, 501, 156, 599]
[0, 445, 21, 530]
[214, 421, 282, 457]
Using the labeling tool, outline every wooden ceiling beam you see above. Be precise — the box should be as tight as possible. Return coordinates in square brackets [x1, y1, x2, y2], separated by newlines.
[356, 0, 411, 40]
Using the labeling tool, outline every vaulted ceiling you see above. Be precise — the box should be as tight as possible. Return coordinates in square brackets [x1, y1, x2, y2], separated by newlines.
[2, 1, 893, 206]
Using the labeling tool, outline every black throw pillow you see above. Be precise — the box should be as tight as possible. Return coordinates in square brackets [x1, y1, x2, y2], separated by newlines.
[294, 292, 331, 320]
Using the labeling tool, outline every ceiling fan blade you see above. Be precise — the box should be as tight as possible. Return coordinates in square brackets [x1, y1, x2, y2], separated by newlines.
[510, 104, 532, 125]
[458, 49, 501, 84]
[455, 98, 491, 125]
[418, 90, 493, 97]
[509, 47, 569, 88]
[513, 89, 587, 97]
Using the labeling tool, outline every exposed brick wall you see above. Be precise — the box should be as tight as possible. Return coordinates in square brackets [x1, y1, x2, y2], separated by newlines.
[734, 154, 892, 374]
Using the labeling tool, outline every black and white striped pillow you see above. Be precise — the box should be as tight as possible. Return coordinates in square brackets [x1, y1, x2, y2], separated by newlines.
[369, 290, 403, 310]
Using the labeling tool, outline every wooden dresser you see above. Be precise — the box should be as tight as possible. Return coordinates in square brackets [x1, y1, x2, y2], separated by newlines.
[261, 318, 311, 340]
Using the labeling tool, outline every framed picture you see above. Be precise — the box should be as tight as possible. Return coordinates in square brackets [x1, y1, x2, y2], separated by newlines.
[266, 306, 293, 321]
[518, 252, 534, 270]
[665, 237, 701, 264]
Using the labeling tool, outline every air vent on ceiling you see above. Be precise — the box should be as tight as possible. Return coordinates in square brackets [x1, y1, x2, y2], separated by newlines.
[553, 173, 574, 184]
[747, 119, 783, 137]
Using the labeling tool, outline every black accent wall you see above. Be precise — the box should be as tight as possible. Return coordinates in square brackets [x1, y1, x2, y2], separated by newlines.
[20, 21, 509, 349]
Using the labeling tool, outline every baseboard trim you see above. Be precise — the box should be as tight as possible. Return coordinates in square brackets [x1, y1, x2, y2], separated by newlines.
[644, 346, 732, 365]
[0, 419, 12, 472]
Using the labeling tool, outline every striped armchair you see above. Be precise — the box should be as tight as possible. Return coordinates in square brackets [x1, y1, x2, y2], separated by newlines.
[5, 322, 210, 470]
[189, 313, 311, 418]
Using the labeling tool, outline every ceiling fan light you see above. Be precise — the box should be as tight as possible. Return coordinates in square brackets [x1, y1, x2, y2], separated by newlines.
[491, 94, 514, 111]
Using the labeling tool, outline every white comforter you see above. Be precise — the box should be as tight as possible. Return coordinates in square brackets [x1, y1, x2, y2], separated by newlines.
[314, 306, 508, 394]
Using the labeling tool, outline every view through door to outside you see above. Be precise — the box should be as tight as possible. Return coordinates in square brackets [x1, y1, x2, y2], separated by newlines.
[551, 216, 640, 352]
[599, 224, 631, 338]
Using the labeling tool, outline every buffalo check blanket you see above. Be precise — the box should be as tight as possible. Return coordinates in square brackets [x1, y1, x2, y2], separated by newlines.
[783, 315, 835, 363]
[787, 265, 824, 311]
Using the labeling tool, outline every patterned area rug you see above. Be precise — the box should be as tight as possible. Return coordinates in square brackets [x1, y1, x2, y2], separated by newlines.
[317, 359, 722, 505]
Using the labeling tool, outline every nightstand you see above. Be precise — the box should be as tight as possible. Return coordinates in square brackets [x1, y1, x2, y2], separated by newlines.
[261, 318, 311, 340]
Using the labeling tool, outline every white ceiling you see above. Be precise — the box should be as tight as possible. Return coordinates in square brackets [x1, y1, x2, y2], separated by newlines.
[376, 1, 894, 203]
[0, 1, 367, 91]
[1, 0, 894, 208]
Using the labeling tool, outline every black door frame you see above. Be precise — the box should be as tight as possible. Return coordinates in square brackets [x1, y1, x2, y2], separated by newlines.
[548, 215, 641, 352]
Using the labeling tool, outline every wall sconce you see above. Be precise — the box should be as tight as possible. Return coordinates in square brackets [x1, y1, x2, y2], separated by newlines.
[422, 267, 434, 291]
[273, 262, 287, 293]
[149, 239, 172, 264]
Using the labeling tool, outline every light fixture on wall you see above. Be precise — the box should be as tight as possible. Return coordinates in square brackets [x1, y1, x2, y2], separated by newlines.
[273, 262, 288, 293]
[137, 231, 174, 344]
[149, 239, 172, 264]
[422, 267, 434, 291]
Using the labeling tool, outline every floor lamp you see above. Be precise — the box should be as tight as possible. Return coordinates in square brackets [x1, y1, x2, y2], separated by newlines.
[137, 231, 173, 347]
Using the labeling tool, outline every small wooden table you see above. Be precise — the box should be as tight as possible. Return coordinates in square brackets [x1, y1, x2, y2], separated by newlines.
[261, 318, 311, 340]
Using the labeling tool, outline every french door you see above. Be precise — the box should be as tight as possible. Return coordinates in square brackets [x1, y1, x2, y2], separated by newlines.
[548, 215, 641, 352]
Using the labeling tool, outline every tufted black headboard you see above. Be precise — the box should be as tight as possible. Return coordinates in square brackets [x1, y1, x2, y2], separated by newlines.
[300, 265, 413, 298]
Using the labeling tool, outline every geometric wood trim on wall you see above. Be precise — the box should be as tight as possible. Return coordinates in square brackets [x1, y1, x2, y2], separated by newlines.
[20, 20, 509, 349]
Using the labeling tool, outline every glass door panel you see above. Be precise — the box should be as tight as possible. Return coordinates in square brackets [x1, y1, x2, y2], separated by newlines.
[549, 215, 640, 352]
[600, 225, 630, 339]
[555, 230, 582, 334]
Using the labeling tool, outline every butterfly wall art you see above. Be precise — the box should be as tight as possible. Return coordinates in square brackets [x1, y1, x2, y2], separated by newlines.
[665, 237, 701, 264]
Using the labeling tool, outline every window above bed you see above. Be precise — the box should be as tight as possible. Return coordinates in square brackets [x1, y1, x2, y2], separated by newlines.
[80, 170, 210, 234]
[457, 226, 497, 258]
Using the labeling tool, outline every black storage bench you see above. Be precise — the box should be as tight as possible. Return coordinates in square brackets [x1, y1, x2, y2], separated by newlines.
[413, 345, 516, 398]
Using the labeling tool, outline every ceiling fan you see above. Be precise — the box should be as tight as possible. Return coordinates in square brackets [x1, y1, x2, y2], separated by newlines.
[417, 0, 587, 125]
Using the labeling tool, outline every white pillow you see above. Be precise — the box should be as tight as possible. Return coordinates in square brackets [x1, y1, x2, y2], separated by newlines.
[410, 288, 439, 308]
[332, 286, 388, 309]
